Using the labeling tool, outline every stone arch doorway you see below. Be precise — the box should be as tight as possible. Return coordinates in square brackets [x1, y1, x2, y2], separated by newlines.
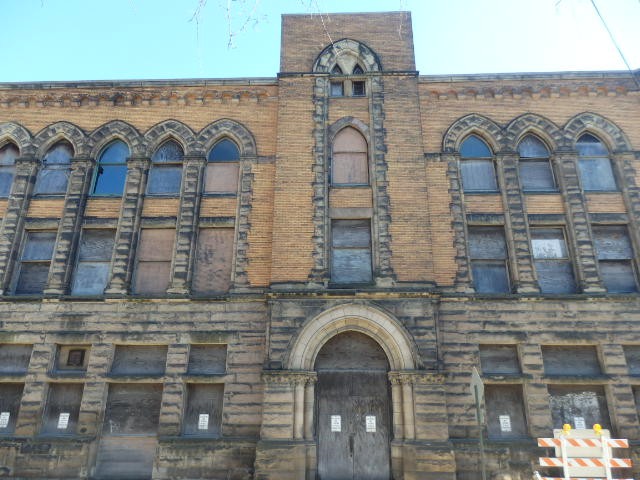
[315, 331, 391, 480]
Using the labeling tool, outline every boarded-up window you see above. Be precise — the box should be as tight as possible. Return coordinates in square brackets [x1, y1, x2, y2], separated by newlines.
[531, 228, 576, 294]
[35, 141, 73, 195]
[593, 225, 637, 293]
[468, 226, 509, 293]
[93, 140, 129, 196]
[147, 140, 183, 195]
[183, 384, 224, 436]
[133, 229, 174, 295]
[623, 346, 640, 375]
[54, 345, 90, 373]
[331, 127, 368, 185]
[41, 383, 83, 435]
[192, 228, 234, 295]
[518, 135, 555, 192]
[0, 344, 32, 374]
[480, 345, 520, 374]
[577, 134, 617, 191]
[548, 385, 610, 429]
[205, 139, 239, 194]
[485, 385, 527, 438]
[187, 345, 227, 374]
[71, 229, 115, 295]
[15, 231, 56, 295]
[111, 345, 167, 376]
[542, 346, 601, 375]
[94, 436, 157, 480]
[0, 383, 23, 433]
[460, 135, 497, 192]
[103, 383, 162, 434]
[0, 142, 18, 197]
[331, 219, 372, 284]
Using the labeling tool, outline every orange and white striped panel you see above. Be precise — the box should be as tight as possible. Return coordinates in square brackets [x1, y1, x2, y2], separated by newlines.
[537, 437, 629, 448]
[539, 457, 632, 468]
[537, 477, 634, 480]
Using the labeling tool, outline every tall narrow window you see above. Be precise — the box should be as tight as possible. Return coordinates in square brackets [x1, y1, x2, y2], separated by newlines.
[133, 229, 174, 295]
[35, 141, 73, 195]
[93, 140, 129, 195]
[460, 135, 497, 192]
[147, 140, 183, 195]
[331, 219, 372, 284]
[192, 228, 234, 295]
[531, 228, 576, 293]
[593, 225, 637, 293]
[41, 383, 83, 435]
[468, 226, 510, 293]
[0, 142, 18, 197]
[0, 383, 23, 434]
[15, 231, 56, 294]
[331, 127, 368, 185]
[205, 139, 239, 194]
[577, 133, 617, 191]
[518, 135, 555, 192]
[71, 229, 115, 295]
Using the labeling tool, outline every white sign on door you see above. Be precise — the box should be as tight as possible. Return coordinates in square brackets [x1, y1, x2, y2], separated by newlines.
[57, 412, 70, 429]
[330, 415, 341, 432]
[365, 415, 376, 432]
[198, 413, 209, 430]
[573, 416, 586, 429]
[499, 415, 512, 432]
[0, 412, 9, 428]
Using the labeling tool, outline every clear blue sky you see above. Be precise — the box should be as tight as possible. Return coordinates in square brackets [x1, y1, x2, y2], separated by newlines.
[2, 0, 639, 82]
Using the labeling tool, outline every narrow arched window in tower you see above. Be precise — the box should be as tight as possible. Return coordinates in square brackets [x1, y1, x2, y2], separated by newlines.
[92, 140, 129, 195]
[576, 133, 617, 191]
[518, 135, 555, 192]
[331, 127, 368, 186]
[147, 140, 184, 195]
[459, 134, 497, 192]
[35, 141, 74, 195]
[205, 138, 240, 195]
[0, 142, 18, 197]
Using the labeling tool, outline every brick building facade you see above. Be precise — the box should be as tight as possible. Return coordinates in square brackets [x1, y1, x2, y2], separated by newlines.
[0, 11, 639, 479]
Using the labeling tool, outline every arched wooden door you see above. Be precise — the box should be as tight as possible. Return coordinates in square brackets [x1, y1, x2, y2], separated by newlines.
[315, 331, 391, 480]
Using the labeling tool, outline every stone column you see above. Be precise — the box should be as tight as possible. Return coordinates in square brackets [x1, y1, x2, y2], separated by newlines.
[14, 342, 54, 436]
[158, 343, 189, 436]
[303, 374, 317, 440]
[0, 155, 39, 294]
[615, 152, 640, 258]
[388, 372, 404, 440]
[233, 158, 255, 290]
[44, 157, 94, 295]
[78, 342, 112, 436]
[105, 156, 150, 295]
[293, 377, 306, 439]
[519, 343, 551, 437]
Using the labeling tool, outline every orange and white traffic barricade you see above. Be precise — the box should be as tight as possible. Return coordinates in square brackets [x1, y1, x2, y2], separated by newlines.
[534, 424, 634, 480]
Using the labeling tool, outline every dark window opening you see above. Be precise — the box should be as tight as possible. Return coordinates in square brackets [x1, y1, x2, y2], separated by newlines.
[0, 142, 18, 198]
[71, 229, 115, 295]
[147, 140, 183, 195]
[352, 80, 366, 96]
[35, 141, 73, 195]
[518, 135, 556, 192]
[331, 219, 372, 284]
[460, 135, 497, 192]
[93, 140, 129, 196]
[593, 225, 637, 293]
[352, 64, 364, 74]
[531, 228, 576, 294]
[468, 226, 510, 293]
[577, 133, 617, 191]
[330, 81, 344, 97]
[15, 231, 56, 295]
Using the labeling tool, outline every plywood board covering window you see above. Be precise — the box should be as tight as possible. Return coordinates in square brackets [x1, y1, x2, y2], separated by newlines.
[187, 344, 227, 374]
[0, 344, 32, 374]
[542, 345, 601, 375]
[479, 345, 520, 374]
[331, 127, 368, 185]
[15, 231, 56, 294]
[192, 228, 234, 295]
[485, 385, 527, 438]
[0, 383, 23, 433]
[35, 141, 73, 195]
[331, 219, 372, 284]
[183, 384, 224, 436]
[111, 345, 167, 376]
[624, 345, 640, 374]
[205, 138, 240, 194]
[548, 385, 610, 430]
[71, 229, 115, 295]
[133, 228, 174, 295]
[103, 383, 163, 434]
[41, 383, 83, 435]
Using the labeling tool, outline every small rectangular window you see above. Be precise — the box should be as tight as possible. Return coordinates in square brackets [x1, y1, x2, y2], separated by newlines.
[531, 228, 576, 293]
[548, 385, 610, 430]
[15, 231, 56, 294]
[624, 345, 640, 375]
[71, 229, 115, 295]
[0, 344, 32, 374]
[111, 345, 167, 376]
[479, 345, 520, 374]
[461, 159, 498, 192]
[183, 384, 224, 436]
[133, 229, 174, 295]
[519, 159, 556, 192]
[352, 81, 366, 96]
[330, 81, 344, 97]
[542, 345, 601, 375]
[192, 228, 234, 295]
[0, 383, 23, 433]
[331, 219, 372, 284]
[593, 225, 637, 293]
[41, 383, 83, 435]
[468, 226, 509, 293]
[54, 346, 90, 373]
[579, 158, 617, 191]
[187, 345, 227, 375]
[485, 385, 527, 438]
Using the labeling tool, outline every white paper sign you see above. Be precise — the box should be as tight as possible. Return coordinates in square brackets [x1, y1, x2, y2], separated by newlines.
[198, 413, 209, 430]
[499, 415, 512, 432]
[573, 416, 586, 429]
[330, 415, 341, 432]
[0, 412, 10, 428]
[365, 415, 376, 433]
[57, 412, 70, 429]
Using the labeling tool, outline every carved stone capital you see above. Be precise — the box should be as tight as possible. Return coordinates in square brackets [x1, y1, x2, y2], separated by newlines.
[389, 370, 445, 385]
[262, 370, 317, 386]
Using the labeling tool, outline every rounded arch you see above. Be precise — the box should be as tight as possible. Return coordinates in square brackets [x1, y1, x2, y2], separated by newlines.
[143, 119, 197, 156]
[33, 121, 88, 157]
[89, 120, 143, 157]
[442, 114, 502, 153]
[564, 112, 632, 152]
[328, 116, 370, 144]
[504, 113, 566, 151]
[0, 122, 34, 156]
[313, 38, 382, 73]
[286, 303, 418, 371]
[197, 118, 257, 157]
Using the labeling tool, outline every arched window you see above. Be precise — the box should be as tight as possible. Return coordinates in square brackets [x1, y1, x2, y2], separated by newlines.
[147, 140, 183, 195]
[518, 135, 555, 192]
[0, 142, 18, 197]
[331, 127, 368, 186]
[35, 141, 74, 195]
[93, 140, 129, 195]
[459, 134, 497, 192]
[331, 65, 343, 74]
[205, 138, 240, 194]
[352, 64, 364, 75]
[576, 133, 617, 191]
